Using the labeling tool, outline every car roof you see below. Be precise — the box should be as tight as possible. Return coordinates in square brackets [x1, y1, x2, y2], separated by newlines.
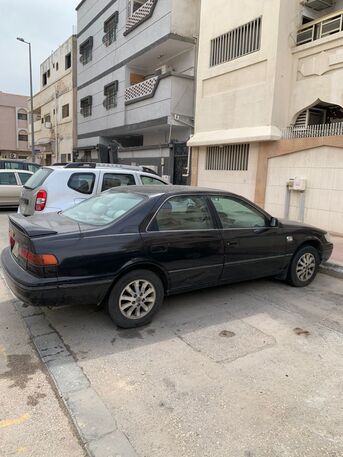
[107, 185, 240, 198]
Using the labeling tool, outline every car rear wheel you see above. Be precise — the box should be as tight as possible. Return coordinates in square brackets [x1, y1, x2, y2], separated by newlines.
[107, 269, 164, 328]
[287, 246, 320, 287]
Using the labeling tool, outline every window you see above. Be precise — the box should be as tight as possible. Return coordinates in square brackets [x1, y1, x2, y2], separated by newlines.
[206, 144, 250, 171]
[103, 81, 118, 110]
[4, 161, 21, 169]
[18, 133, 28, 142]
[44, 114, 51, 124]
[210, 17, 262, 66]
[63, 192, 145, 226]
[0, 172, 17, 185]
[62, 104, 70, 119]
[68, 173, 95, 194]
[79, 37, 93, 65]
[210, 196, 267, 229]
[80, 96, 92, 117]
[27, 163, 40, 173]
[130, 0, 146, 14]
[101, 173, 135, 191]
[18, 112, 27, 121]
[42, 69, 50, 86]
[18, 172, 32, 185]
[150, 196, 213, 232]
[24, 168, 53, 189]
[103, 12, 119, 46]
[141, 176, 166, 185]
[65, 52, 72, 70]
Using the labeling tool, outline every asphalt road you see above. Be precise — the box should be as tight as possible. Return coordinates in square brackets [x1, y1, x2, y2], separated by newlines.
[1, 209, 343, 456]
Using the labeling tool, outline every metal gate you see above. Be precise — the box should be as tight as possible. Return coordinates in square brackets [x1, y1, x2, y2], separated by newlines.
[172, 142, 188, 185]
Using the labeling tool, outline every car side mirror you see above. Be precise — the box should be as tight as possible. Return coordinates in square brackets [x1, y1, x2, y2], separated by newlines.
[270, 217, 278, 228]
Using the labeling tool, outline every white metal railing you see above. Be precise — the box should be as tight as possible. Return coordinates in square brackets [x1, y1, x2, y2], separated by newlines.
[297, 10, 343, 45]
[282, 122, 343, 139]
[125, 0, 156, 34]
[125, 76, 159, 104]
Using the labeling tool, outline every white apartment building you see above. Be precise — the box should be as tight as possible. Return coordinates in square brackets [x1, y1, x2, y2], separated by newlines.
[29, 36, 77, 165]
[76, 0, 199, 183]
[189, 0, 343, 235]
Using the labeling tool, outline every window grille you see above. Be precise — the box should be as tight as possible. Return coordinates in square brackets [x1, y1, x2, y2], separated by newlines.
[103, 81, 119, 110]
[80, 37, 93, 65]
[210, 17, 261, 66]
[103, 12, 119, 47]
[80, 96, 92, 117]
[206, 144, 250, 171]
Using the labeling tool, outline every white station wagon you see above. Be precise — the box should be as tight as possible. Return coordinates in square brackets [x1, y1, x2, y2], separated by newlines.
[19, 163, 168, 216]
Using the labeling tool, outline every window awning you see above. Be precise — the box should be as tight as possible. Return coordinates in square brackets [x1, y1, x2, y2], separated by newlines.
[187, 126, 282, 147]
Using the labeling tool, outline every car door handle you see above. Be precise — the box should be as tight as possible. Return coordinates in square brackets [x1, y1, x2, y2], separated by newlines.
[227, 241, 238, 247]
[150, 245, 168, 254]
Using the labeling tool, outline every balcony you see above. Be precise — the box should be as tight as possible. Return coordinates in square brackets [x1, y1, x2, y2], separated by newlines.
[124, 0, 158, 36]
[282, 122, 343, 139]
[297, 10, 343, 45]
[125, 73, 194, 127]
[125, 76, 159, 105]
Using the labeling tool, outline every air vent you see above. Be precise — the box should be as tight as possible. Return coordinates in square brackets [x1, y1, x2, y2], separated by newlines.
[305, 0, 334, 11]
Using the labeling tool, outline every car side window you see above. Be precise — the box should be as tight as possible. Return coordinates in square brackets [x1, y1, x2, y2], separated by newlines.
[68, 173, 95, 195]
[101, 173, 135, 191]
[149, 196, 214, 232]
[0, 172, 17, 185]
[18, 172, 32, 185]
[210, 196, 267, 229]
[141, 175, 166, 185]
[28, 164, 40, 173]
[4, 162, 21, 170]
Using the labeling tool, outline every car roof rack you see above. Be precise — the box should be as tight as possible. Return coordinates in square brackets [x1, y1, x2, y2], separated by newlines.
[64, 162, 158, 175]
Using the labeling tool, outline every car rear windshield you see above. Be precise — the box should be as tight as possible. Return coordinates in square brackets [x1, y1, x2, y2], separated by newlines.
[62, 191, 146, 226]
[24, 168, 53, 189]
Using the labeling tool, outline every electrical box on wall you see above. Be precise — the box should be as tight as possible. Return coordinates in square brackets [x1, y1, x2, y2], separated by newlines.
[287, 177, 307, 192]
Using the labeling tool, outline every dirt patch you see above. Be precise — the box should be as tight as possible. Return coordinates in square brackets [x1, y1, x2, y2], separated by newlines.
[27, 391, 47, 406]
[0, 354, 40, 389]
[219, 330, 236, 338]
[293, 328, 310, 337]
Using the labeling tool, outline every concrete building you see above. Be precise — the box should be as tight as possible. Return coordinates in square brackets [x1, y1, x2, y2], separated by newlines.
[189, 0, 343, 235]
[29, 36, 77, 165]
[0, 92, 30, 160]
[76, 0, 200, 183]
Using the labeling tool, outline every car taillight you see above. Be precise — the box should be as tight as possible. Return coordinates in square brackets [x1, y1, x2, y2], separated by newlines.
[18, 247, 58, 266]
[9, 229, 15, 248]
[35, 190, 47, 211]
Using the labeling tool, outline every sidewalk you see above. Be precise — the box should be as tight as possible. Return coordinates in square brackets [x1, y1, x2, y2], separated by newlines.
[331, 235, 343, 266]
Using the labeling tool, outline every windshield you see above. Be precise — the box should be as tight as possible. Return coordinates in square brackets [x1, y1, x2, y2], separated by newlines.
[63, 191, 146, 226]
[24, 168, 53, 189]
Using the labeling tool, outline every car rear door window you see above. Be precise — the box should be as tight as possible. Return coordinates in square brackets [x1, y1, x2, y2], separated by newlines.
[150, 196, 214, 231]
[101, 173, 135, 191]
[210, 196, 267, 229]
[0, 172, 17, 185]
[68, 173, 95, 194]
[141, 175, 167, 185]
[4, 161, 21, 170]
[18, 172, 32, 185]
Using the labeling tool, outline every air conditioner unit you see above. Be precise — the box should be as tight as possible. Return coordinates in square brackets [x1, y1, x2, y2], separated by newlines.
[305, 0, 334, 11]
[45, 122, 52, 129]
[154, 65, 172, 76]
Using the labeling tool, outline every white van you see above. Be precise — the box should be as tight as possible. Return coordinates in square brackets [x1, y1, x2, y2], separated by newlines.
[19, 164, 168, 216]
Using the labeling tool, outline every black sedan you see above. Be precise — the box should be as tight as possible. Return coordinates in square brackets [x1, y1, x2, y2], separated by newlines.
[1, 186, 333, 328]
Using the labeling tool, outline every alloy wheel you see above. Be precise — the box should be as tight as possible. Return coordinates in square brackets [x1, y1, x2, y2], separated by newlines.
[119, 280, 156, 319]
[296, 253, 316, 282]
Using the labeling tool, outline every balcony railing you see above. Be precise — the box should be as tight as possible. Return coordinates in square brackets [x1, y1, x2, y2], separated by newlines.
[124, 0, 158, 36]
[297, 10, 343, 45]
[282, 122, 343, 139]
[125, 76, 159, 104]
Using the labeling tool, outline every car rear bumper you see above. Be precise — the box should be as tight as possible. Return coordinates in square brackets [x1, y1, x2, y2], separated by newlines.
[1, 247, 112, 307]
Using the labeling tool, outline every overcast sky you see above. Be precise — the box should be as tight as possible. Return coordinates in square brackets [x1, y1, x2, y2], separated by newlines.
[0, 0, 78, 96]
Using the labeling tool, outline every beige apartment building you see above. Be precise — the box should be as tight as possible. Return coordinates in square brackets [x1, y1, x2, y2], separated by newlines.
[0, 92, 30, 160]
[29, 36, 77, 165]
[189, 0, 343, 235]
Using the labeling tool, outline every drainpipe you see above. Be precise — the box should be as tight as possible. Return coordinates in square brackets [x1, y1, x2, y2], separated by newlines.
[54, 89, 59, 162]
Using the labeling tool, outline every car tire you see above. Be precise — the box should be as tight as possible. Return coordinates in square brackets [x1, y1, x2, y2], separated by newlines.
[287, 245, 320, 287]
[107, 269, 164, 328]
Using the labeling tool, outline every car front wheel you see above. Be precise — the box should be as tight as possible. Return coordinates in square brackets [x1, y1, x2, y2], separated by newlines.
[287, 245, 320, 287]
[107, 269, 164, 328]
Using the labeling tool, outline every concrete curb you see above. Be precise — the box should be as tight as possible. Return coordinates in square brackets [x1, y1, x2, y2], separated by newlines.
[320, 262, 343, 280]
[12, 301, 139, 457]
